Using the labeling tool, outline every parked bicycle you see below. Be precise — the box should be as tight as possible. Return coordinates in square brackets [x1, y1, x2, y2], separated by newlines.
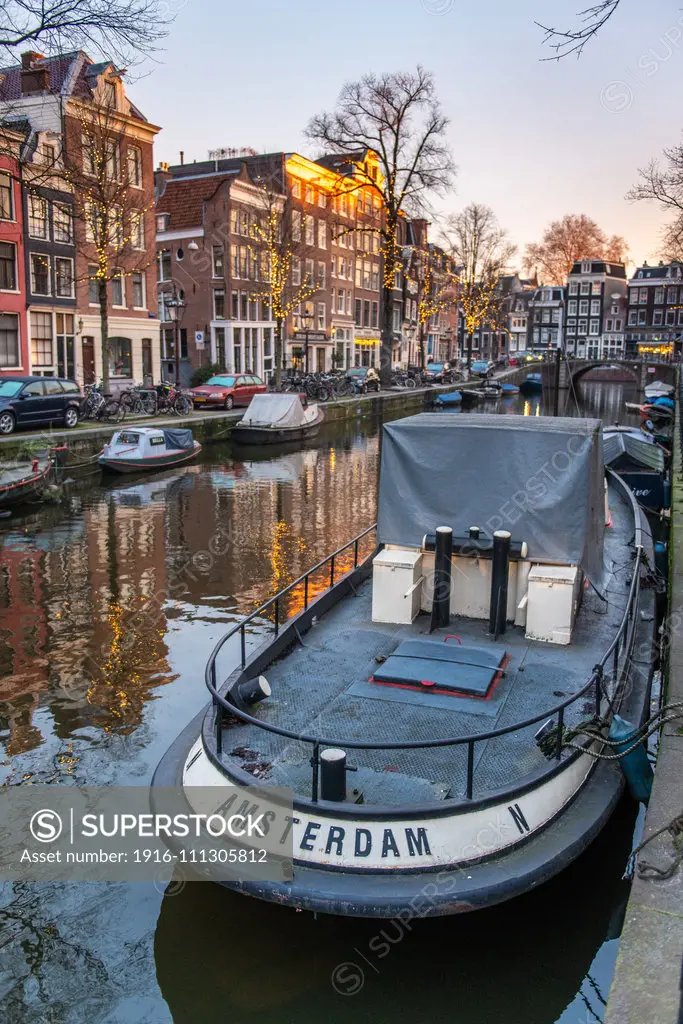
[119, 383, 157, 417]
[152, 382, 193, 416]
[82, 383, 126, 423]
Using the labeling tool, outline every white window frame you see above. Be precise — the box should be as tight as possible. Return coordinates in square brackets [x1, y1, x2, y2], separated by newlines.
[54, 256, 74, 298]
[131, 271, 146, 309]
[111, 270, 125, 308]
[28, 194, 48, 239]
[127, 145, 142, 187]
[0, 241, 18, 292]
[30, 252, 51, 295]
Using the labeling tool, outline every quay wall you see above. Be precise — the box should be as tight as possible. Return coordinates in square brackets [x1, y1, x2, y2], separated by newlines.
[605, 370, 683, 1023]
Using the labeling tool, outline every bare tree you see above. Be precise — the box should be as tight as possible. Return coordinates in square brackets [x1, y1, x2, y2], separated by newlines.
[537, 1, 622, 60]
[524, 214, 627, 284]
[627, 144, 683, 261]
[59, 99, 152, 390]
[0, 0, 169, 63]
[411, 246, 458, 369]
[305, 66, 455, 385]
[443, 204, 516, 369]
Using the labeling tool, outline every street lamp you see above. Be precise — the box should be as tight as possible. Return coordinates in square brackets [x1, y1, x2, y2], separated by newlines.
[301, 308, 313, 374]
[165, 286, 187, 384]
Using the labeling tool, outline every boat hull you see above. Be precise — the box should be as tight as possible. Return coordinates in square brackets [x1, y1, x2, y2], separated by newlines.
[231, 417, 323, 445]
[99, 443, 201, 474]
[0, 464, 53, 508]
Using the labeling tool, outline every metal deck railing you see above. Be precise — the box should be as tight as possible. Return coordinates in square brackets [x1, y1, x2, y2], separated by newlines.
[205, 473, 644, 809]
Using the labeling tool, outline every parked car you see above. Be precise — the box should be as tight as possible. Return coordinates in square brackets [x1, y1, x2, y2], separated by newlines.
[470, 360, 494, 378]
[0, 376, 84, 435]
[423, 362, 453, 383]
[190, 374, 266, 410]
[345, 367, 380, 392]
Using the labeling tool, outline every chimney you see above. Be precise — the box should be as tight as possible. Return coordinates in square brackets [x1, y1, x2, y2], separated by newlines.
[20, 52, 48, 95]
[180, 151, 184, 165]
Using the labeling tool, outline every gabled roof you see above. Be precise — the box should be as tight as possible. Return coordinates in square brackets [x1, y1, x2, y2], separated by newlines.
[568, 260, 627, 279]
[0, 50, 148, 122]
[629, 262, 682, 282]
[156, 173, 238, 230]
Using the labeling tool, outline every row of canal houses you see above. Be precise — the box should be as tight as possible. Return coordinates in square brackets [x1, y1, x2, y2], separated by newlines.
[0, 48, 679, 388]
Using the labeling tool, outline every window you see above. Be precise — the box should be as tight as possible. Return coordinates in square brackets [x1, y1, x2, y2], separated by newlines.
[212, 246, 224, 277]
[581, 261, 591, 273]
[108, 337, 132, 379]
[371, 301, 379, 328]
[213, 290, 225, 319]
[580, 282, 590, 295]
[0, 242, 16, 290]
[318, 221, 326, 248]
[105, 140, 120, 181]
[589, 320, 600, 335]
[666, 309, 676, 325]
[55, 257, 74, 298]
[0, 313, 19, 366]
[567, 320, 576, 333]
[240, 293, 248, 319]
[628, 310, 637, 326]
[158, 249, 171, 282]
[606, 319, 613, 331]
[337, 288, 345, 313]
[111, 272, 124, 306]
[292, 210, 301, 242]
[590, 300, 600, 316]
[668, 287, 678, 303]
[109, 205, 123, 247]
[28, 194, 48, 238]
[156, 213, 169, 232]
[30, 253, 50, 295]
[292, 258, 301, 286]
[317, 261, 326, 288]
[305, 216, 315, 246]
[131, 272, 145, 308]
[31, 311, 53, 367]
[568, 281, 578, 295]
[0, 173, 13, 220]
[542, 309, 550, 324]
[371, 265, 379, 291]
[55, 313, 75, 378]
[655, 288, 665, 304]
[579, 300, 589, 316]
[305, 259, 314, 286]
[653, 310, 663, 326]
[305, 185, 314, 204]
[88, 265, 99, 304]
[127, 146, 142, 187]
[130, 210, 144, 249]
[291, 179, 301, 198]
[355, 298, 362, 326]
[568, 300, 577, 316]
[578, 319, 587, 335]
[53, 203, 73, 243]
[317, 301, 325, 330]
[319, 192, 327, 208]
[638, 310, 647, 326]
[639, 288, 648, 304]
[592, 282, 601, 295]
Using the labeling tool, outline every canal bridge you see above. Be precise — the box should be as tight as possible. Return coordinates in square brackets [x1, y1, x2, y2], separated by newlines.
[502, 359, 677, 391]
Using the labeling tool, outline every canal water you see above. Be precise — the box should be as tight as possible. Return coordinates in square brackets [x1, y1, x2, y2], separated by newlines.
[0, 379, 647, 1023]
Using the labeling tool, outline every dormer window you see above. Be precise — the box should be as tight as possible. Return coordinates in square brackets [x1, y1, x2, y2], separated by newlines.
[103, 78, 117, 109]
[581, 261, 591, 274]
[156, 213, 170, 232]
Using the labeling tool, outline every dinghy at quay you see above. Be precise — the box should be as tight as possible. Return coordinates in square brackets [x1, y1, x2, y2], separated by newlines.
[99, 427, 201, 473]
[231, 393, 324, 445]
[153, 414, 655, 919]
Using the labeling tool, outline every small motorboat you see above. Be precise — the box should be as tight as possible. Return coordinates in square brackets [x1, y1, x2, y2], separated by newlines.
[644, 380, 674, 401]
[520, 373, 543, 394]
[501, 382, 520, 395]
[640, 402, 674, 425]
[651, 396, 674, 410]
[603, 427, 669, 511]
[99, 427, 201, 473]
[472, 381, 503, 401]
[433, 391, 462, 407]
[0, 455, 53, 508]
[231, 393, 324, 445]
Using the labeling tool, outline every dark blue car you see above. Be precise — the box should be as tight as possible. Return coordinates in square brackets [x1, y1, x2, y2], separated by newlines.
[0, 376, 85, 434]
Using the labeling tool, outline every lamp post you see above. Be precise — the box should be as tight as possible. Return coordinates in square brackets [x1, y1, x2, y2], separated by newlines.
[301, 308, 313, 374]
[166, 286, 187, 384]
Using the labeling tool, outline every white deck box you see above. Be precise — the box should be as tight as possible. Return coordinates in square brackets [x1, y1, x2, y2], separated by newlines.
[525, 564, 582, 645]
[372, 548, 423, 624]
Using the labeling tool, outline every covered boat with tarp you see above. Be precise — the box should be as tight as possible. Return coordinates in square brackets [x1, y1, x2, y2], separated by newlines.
[99, 427, 201, 473]
[603, 426, 669, 511]
[232, 393, 324, 445]
[644, 380, 674, 401]
[153, 414, 655, 918]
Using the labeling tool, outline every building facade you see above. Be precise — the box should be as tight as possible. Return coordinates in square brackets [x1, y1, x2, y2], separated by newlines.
[0, 123, 29, 374]
[625, 261, 683, 360]
[529, 285, 565, 353]
[564, 260, 627, 359]
[0, 50, 161, 386]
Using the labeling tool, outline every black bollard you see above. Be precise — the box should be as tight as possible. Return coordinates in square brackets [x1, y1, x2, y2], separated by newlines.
[431, 525, 453, 632]
[469, 525, 480, 540]
[320, 748, 347, 802]
[489, 530, 511, 637]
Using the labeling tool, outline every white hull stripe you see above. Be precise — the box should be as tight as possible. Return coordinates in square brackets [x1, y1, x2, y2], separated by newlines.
[182, 741, 596, 871]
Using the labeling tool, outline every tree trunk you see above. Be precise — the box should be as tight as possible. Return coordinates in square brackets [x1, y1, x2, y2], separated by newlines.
[466, 332, 473, 371]
[418, 322, 426, 370]
[274, 317, 284, 388]
[98, 278, 109, 392]
[380, 282, 393, 386]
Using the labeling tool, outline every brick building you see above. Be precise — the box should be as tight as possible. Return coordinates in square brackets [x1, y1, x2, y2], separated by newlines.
[0, 122, 29, 373]
[625, 261, 683, 360]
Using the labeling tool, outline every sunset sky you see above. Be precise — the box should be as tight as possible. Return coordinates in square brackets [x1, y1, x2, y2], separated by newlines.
[138, 0, 683, 271]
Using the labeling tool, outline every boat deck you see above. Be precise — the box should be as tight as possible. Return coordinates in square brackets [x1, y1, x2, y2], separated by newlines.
[219, 484, 637, 806]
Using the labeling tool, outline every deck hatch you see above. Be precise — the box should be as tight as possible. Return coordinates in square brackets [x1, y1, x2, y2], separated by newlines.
[373, 639, 506, 698]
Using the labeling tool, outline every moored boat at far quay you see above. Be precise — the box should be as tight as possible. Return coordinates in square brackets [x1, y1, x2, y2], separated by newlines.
[153, 413, 656, 919]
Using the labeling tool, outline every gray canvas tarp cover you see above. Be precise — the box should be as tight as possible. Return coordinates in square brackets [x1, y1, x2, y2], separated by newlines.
[163, 428, 195, 451]
[240, 394, 306, 428]
[378, 413, 605, 581]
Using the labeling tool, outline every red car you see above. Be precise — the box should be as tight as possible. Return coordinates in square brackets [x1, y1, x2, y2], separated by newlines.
[190, 374, 266, 410]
